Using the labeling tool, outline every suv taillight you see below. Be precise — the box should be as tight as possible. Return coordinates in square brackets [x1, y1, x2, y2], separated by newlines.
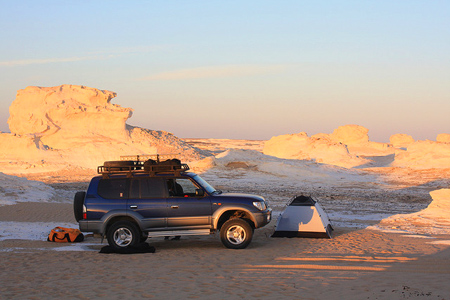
[82, 204, 87, 219]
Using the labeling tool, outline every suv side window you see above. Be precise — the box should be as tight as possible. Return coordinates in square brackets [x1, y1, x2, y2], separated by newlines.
[130, 177, 165, 199]
[167, 178, 199, 197]
[98, 178, 128, 199]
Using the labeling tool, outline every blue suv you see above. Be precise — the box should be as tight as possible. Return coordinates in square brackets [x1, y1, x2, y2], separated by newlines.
[74, 157, 272, 250]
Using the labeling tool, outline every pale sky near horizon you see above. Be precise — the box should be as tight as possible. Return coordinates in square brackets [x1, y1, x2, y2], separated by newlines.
[1, 1, 449, 142]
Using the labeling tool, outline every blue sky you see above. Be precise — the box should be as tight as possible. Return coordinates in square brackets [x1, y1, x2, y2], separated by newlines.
[1, 1, 449, 141]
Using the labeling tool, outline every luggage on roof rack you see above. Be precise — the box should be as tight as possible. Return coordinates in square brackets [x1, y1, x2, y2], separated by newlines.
[102, 160, 144, 171]
[143, 158, 189, 174]
[98, 158, 189, 177]
[119, 154, 181, 163]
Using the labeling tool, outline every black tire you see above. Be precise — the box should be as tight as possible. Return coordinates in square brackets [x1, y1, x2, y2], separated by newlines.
[73, 191, 86, 222]
[107, 221, 141, 250]
[220, 218, 253, 249]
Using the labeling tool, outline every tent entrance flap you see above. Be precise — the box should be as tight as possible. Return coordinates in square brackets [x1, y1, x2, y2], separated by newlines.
[272, 195, 333, 238]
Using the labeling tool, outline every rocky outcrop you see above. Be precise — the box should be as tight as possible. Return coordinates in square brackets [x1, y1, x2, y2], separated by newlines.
[1, 85, 208, 172]
[8, 85, 132, 148]
[263, 131, 369, 168]
[391, 140, 450, 169]
[329, 125, 393, 156]
[329, 125, 369, 145]
[263, 125, 395, 168]
[437, 133, 450, 143]
[390, 134, 415, 148]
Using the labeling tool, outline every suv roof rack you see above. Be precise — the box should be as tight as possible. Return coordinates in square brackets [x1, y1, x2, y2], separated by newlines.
[98, 157, 190, 178]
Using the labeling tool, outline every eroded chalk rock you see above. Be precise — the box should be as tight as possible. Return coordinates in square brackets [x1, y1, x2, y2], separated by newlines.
[2, 85, 208, 172]
[437, 133, 450, 143]
[390, 134, 415, 148]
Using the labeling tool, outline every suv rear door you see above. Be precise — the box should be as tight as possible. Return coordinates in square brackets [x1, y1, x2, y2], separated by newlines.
[89, 178, 128, 220]
[128, 177, 167, 230]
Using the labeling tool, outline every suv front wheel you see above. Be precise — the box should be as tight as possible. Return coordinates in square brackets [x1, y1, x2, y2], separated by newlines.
[220, 218, 253, 249]
[107, 221, 141, 250]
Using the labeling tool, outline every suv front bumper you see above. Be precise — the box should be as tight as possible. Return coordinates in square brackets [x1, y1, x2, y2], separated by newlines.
[254, 208, 272, 228]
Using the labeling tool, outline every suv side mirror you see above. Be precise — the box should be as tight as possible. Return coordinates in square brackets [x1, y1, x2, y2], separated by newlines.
[195, 189, 204, 197]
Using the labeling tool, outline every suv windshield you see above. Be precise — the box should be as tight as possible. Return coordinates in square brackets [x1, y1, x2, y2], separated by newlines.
[192, 174, 218, 194]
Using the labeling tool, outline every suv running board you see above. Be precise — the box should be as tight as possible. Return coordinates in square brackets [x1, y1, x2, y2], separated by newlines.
[147, 229, 212, 237]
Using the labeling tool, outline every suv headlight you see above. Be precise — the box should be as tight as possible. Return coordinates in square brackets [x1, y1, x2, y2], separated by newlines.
[253, 201, 266, 210]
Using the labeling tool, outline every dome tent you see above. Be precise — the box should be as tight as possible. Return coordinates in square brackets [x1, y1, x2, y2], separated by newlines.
[272, 195, 333, 238]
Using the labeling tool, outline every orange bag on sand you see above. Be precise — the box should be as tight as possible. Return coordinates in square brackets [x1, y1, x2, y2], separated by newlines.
[47, 227, 84, 243]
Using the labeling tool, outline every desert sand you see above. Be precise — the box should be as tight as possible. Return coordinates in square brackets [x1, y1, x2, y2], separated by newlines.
[1, 149, 450, 300]
[1, 86, 450, 299]
[1, 201, 449, 299]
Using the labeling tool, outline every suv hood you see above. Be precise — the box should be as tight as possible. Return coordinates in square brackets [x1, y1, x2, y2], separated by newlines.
[214, 192, 265, 202]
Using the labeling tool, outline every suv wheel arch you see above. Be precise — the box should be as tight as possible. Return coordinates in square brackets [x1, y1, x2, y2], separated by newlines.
[216, 209, 255, 231]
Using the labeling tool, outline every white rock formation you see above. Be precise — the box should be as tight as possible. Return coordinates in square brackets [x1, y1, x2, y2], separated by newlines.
[390, 134, 415, 148]
[437, 133, 450, 143]
[192, 148, 368, 183]
[8, 85, 133, 148]
[269, 126, 450, 170]
[376, 189, 450, 235]
[263, 125, 397, 168]
[328, 125, 393, 156]
[3, 85, 449, 172]
[391, 140, 450, 169]
[1, 85, 207, 172]
[329, 125, 369, 145]
[263, 131, 369, 168]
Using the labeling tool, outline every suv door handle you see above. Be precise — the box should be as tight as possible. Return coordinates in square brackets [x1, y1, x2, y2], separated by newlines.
[171, 205, 179, 209]
[130, 205, 138, 209]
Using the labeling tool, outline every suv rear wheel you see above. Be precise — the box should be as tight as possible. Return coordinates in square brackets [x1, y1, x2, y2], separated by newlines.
[107, 221, 141, 250]
[220, 218, 253, 249]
